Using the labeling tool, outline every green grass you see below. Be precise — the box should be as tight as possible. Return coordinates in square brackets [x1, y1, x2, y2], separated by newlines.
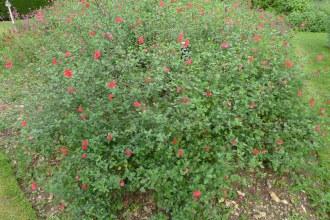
[293, 32, 330, 167]
[0, 152, 37, 220]
[0, 21, 37, 220]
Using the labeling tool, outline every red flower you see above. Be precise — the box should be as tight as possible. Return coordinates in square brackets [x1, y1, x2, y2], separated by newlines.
[297, 89, 303, 97]
[108, 93, 115, 101]
[107, 80, 117, 89]
[253, 34, 262, 42]
[248, 56, 254, 63]
[59, 146, 69, 156]
[172, 138, 178, 145]
[4, 60, 13, 69]
[58, 203, 65, 212]
[231, 138, 238, 146]
[185, 58, 193, 65]
[35, 11, 44, 22]
[89, 31, 96, 37]
[177, 32, 184, 43]
[52, 57, 57, 65]
[80, 183, 88, 191]
[284, 60, 294, 69]
[119, 179, 125, 187]
[93, 50, 102, 60]
[64, 69, 73, 78]
[183, 39, 190, 48]
[309, 98, 315, 108]
[133, 101, 142, 108]
[104, 32, 113, 41]
[177, 148, 184, 158]
[107, 133, 113, 141]
[276, 139, 284, 145]
[82, 139, 89, 149]
[159, 0, 165, 7]
[65, 51, 71, 58]
[21, 120, 27, 127]
[77, 105, 84, 113]
[163, 66, 171, 73]
[31, 182, 38, 191]
[193, 190, 201, 200]
[205, 91, 213, 97]
[67, 86, 76, 94]
[124, 148, 133, 158]
[221, 42, 230, 49]
[81, 153, 87, 159]
[138, 36, 145, 45]
[115, 16, 124, 24]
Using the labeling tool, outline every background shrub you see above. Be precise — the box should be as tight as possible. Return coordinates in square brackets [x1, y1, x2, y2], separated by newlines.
[0, 0, 50, 20]
[1, 0, 323, 219]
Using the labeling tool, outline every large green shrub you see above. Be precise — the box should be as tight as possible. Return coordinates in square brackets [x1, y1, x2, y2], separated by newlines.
[0, 0, 50, 19]
[1, 0, 324, 219]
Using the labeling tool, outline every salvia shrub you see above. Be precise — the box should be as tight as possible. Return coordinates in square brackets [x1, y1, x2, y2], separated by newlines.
[3, 0, 322, 219]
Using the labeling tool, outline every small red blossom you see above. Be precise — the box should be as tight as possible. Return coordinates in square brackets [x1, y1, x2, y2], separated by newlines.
[163, 66, 171, 73]
[193, 190, 201, 200]
[221, 42, 230, 49]
[104, 32, 113, 41]
[124, 148, 133, 158]
[115, 16, 124, 24]
[58, 203, 66, 212]
[31, 182, 38, 191]
[316, 54, 324, 62]
[159, 0, 165, 7]
[276, 139, 284, 145]
[253, 34, 262, 42]
[67, 86, 76, 94]
[107, 80, 117, 89]
[80, 183, 88, 191]
[64, 69, 73, 78]
[4, 60, 13, 69]
[89, 31, 96, 37]
[205, 91, 213, 97]
[133, 101, 142, 108]
[81, 153, 87, 159]
[297, 89, 303, 97]
[65, 51, 71, 58]
[248, 56, 254, 63]
[284, 59, 294, 69]
[172, 138, 178, 145]
[231, 138, 238, 146]
[52, 57, 57, 65]
[185, 58, 193, 65]
[183, 39, 190, 48]
[77, 105, 84, 113]
[119, 179, 125, 187]
[93, 50, 102, 60]
[177, 148, 184, 158]
[107, 133, 113, 141]
[108, 93, 115, 101]
[309, 98, 315, 108]
[137, 36, 145, 45]
[21, 120, 27, 127]
[177, 32, 184, 43]
[59, 146, 69, 156]
[35, 11, 44, 22]
[82, 139, 89, 148]
[180, 96, 190, 104]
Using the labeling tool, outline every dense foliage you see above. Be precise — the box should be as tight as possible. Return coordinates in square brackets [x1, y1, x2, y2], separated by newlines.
[0, 0, 50, 20]
[1, 0, 325, 219]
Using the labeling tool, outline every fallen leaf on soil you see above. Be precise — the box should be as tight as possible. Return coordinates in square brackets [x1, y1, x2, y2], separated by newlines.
[270, 191, 281, 203]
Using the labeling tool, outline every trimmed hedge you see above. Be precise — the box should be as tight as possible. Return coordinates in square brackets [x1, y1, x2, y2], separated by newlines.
[0, 0, 50, 19]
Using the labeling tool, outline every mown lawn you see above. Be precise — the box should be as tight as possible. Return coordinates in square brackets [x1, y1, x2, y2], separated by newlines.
[0, 21, 37, 220]
[293, 32, 330, 167]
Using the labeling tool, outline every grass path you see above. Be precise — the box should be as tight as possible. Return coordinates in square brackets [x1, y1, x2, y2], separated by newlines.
[0, 21, 37, 220]
[293, 32, 330, 167]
